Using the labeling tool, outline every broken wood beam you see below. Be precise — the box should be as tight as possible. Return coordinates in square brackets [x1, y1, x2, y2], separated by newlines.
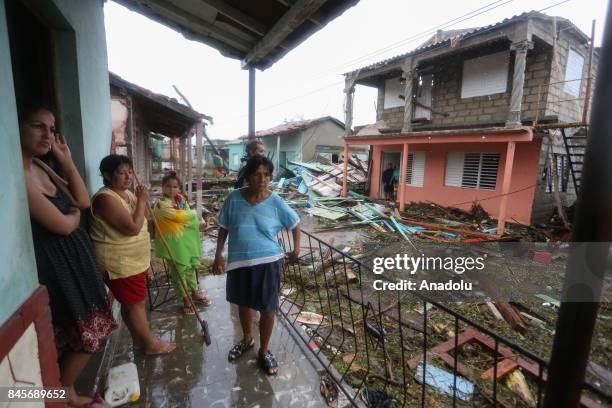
[397, 216, 497, 239]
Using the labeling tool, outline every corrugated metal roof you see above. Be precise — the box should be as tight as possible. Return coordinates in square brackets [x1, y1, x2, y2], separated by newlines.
[109, 71, 212, 137]
[345, 11, 587, 76]
[241, 116, 345, 138]
[112, 0, 359, 70]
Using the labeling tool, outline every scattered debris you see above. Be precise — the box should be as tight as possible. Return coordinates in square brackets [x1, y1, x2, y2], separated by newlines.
[293, 311, 325, 326]
[320, 373, 339, 405]
[414, 362, 474, 402]
[505, 369, 536, 407]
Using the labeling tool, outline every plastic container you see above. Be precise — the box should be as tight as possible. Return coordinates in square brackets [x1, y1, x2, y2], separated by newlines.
[104, 362, 141, 407]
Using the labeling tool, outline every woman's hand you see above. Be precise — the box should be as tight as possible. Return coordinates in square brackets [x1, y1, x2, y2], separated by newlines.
[135, 184, 150, 202]
[212, 255, 226, 275]
[50, 133, 72, 167]
[286, 249, 300, 263]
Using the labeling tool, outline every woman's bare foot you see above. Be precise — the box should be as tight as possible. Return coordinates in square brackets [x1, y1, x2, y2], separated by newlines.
[144, 338, 176, 355]
[191, 290, 212, 306]
[67, 387, 104, 408]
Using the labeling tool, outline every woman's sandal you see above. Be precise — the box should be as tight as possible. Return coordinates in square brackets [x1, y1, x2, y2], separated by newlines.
[228, 338, 255, 361]
[192, 290, 212, 306]
[258, 351, 278, 376]
[182, 304, 196, 315]
[71, 392, 104, 408]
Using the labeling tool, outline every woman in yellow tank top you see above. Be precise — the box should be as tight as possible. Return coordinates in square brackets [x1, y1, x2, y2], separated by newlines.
[90, 155, 175, 355]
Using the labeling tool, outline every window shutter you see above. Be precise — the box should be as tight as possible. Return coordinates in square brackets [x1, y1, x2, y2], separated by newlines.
[446, 152, 499, 190]
[564, 49, 584, 96]
[445, 152, 464, 187]
[461, 51, 509, 98]
[384, 77, 405, 108]
[478, 153, 500, 190]
[406, 151, 425, 187]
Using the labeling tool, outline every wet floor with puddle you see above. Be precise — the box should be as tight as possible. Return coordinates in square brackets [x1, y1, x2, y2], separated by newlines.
[102, 275, 330, 407]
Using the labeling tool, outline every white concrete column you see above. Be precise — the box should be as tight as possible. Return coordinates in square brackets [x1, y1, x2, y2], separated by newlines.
[506, 40, 534, 127]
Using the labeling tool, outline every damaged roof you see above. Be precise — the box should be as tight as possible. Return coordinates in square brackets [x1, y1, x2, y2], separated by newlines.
[109, 71, 212, 137]
[345, 11, 590, 77]
[243, 116, 345, 138]
[112, 0, 359, 70]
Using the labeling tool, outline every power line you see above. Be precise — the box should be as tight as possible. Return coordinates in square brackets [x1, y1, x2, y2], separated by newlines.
[214, 0, 573, 125]
[309, 0, 514, 80]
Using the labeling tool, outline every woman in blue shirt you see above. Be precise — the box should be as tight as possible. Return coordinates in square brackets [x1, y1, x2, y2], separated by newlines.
[213, 155, 300, 375]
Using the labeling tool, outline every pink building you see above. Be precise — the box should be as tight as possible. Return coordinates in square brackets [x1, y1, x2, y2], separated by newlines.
[341, 12, 597, 233]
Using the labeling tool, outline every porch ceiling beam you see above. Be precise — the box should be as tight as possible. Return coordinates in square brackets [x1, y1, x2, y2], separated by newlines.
[242, 0, 329, 68]
[115, 0, 254, 53]
[198, 0, 268, 36]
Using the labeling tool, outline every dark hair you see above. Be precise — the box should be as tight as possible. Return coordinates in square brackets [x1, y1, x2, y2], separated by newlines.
[17, 103, 56, 124]
[245, 139, 263, 155]
[162, 171, 181, 187]
[242, 155, 274, 179]
[99, 154, 132, 187]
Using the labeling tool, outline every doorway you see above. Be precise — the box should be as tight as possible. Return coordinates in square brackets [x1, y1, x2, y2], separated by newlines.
[380, 151, 401, 199]
[6, 0, 57, 114]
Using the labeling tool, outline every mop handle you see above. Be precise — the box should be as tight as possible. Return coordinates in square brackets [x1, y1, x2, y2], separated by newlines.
[133, 174, 211, 344]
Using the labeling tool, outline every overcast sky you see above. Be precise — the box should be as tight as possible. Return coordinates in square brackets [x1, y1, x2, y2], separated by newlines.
[104, 0, 608, 140]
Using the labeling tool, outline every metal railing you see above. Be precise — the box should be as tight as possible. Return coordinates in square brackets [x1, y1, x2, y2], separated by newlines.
[278, 229, 611, 407]
[534, 77, 593, 126]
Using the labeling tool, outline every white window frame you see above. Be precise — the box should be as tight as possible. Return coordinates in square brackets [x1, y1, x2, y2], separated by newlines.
[405, 151, 425, 187]
[445, 152, 500, 190]
[384, 77, 405, 108]
[563, 49, 584, 97]
[461, 51, 509, 99]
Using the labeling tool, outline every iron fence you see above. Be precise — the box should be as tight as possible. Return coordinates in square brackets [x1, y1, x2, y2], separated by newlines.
[278, 229, 611, 407]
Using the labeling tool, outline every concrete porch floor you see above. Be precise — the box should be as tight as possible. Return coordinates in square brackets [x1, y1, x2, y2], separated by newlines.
[101, 274, 331, 408]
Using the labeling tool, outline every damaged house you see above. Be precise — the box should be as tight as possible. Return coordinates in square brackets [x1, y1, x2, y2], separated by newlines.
[342, 11, 598, 232]
[109, 72, 212, 199]
[247, 116, 368, 176]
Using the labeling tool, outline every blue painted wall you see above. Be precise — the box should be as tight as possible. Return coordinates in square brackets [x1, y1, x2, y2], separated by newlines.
[0, 0, 112, 325]
[0, 0, 38, 325]
[227, 140, 245, 172]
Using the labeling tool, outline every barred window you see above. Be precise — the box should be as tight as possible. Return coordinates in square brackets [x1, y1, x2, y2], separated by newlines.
[445, 152, 500, 190]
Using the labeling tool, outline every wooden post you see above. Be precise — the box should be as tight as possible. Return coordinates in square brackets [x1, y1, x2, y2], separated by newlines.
[496, 141, 516, 235]
[401, 60, 415, 133]
[196, 123, 204, 221]
[342, 141, 349, 197]
[179, 137, 186, 187]
[276, 135, 281, 178]
[399, 143, 409, 211]
[187, 130, 193, 201]
[582, 19, 596, 123]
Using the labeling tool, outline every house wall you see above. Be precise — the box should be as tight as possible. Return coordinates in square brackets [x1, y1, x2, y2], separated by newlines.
[262, 132, 302, 174]
[369, 139, 542, 224]
[545, 30, 595, 122]
[0, 0, 39, 326]
[227, 142, 245, 171]
[301, 121, 345, 160]
[530, 132, 577, 222]
[48, 0, 113, 192]
[378, 45, 552, 129]
[0, 0, 110, 390]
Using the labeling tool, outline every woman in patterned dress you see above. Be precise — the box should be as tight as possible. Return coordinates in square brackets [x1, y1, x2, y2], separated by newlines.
[19, 106, 116, 408]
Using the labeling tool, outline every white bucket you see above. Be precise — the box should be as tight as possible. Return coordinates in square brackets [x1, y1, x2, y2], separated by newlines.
[104, 362, 141, 407]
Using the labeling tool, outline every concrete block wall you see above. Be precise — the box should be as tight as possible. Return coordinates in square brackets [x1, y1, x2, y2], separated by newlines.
[545, 31, 594, 122]
[376, 46, 553, 128]
[530, 132, 577, 223]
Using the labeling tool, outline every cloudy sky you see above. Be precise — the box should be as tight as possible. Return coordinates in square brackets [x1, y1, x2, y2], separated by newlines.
[104, 0, 608, 140]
